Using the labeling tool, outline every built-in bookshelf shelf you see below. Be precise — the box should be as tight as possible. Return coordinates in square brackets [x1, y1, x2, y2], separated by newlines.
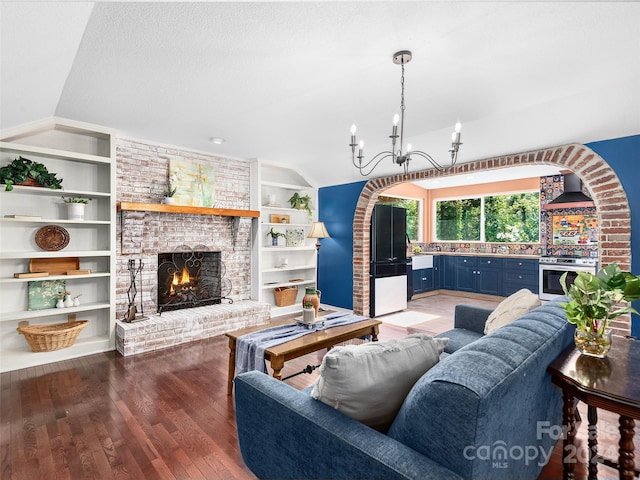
[0, 118, 117, 372]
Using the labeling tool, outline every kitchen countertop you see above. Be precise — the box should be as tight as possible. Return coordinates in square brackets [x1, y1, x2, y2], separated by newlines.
[409, 252, 540, 260]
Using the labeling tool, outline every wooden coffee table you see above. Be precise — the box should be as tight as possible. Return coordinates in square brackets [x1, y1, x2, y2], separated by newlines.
[226, 316, 381, 395]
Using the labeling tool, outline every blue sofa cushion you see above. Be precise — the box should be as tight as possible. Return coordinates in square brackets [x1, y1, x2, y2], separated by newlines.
[436, 328, 483, 354]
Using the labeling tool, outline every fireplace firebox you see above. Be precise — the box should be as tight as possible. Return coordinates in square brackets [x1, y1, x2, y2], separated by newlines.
[157, 249, 231, 313]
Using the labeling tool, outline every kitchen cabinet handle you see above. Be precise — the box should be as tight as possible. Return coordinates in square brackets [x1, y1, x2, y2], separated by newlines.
[518, 275, 523, 279]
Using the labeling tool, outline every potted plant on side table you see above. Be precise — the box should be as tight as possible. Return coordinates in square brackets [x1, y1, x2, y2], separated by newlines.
[560, 262, 640, 357]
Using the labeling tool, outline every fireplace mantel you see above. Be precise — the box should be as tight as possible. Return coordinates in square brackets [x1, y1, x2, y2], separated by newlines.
[117, 201, 260, 218]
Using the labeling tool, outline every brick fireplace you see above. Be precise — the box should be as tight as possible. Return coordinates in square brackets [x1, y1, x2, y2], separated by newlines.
[115, 137, 269, 355]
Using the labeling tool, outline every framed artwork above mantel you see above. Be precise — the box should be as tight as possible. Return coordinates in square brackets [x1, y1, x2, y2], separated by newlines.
[169, 158, 216, 207]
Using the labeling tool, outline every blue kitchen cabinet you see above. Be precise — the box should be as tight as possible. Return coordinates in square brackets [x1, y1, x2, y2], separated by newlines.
[416, 254, 535, 297]
[412, 256, 442, 294]
[441, 255, 457, 290]
[445, 255, 504, 295]
[412, 267, 435, 294]
[475, 257, 503, 296]
[455, 256, 476, 293]
[502, 258, 539, 295]
[412, 268, 424, 294]
[433, 255, 441, 290]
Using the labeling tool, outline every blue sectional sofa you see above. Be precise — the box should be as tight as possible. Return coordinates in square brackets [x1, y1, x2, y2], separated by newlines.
[234, 298, 574, 480]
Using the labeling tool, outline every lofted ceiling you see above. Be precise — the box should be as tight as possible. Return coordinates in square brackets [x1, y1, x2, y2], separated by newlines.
[1, 1, 639, 188]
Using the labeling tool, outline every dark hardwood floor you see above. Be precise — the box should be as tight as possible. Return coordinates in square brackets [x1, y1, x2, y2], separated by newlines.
[1, 293, 637, 479]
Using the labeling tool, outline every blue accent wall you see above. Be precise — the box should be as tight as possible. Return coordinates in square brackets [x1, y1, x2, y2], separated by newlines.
[318, 181, 367, 309]
[586, 134, 640, 338]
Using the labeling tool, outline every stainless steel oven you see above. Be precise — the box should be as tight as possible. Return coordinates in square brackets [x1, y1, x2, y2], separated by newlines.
[539, 257, 597, 301]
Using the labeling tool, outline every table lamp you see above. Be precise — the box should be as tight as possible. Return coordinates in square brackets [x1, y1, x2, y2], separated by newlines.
[307, 221, 330, 290]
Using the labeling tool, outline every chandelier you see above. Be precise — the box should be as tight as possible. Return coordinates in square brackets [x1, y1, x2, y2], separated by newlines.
[349, 50, 463, 176]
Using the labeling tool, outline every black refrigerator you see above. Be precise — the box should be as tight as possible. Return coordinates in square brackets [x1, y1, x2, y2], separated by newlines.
[370, 204, 408, 317]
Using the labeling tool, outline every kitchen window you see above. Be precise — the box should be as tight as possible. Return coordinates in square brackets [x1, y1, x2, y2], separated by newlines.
[435, 192, 539, 243]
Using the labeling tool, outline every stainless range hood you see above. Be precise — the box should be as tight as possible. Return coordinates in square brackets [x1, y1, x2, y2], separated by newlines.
[543, 173, 595, 210]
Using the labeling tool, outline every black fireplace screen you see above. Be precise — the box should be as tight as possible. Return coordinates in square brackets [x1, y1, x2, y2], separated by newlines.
[157, 250, 231, 313]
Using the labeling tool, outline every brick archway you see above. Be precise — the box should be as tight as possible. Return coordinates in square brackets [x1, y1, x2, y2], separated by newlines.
[353, 143, 632, 335]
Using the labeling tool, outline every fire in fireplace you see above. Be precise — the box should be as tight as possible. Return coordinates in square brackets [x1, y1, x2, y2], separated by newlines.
[157, 249, 231, 313]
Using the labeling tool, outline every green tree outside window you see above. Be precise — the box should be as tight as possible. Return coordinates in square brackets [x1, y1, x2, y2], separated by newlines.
[436, 198, 481, 241]
[377, 195, 420, 242]
[435, 192, 539, 242]
[485, 193, 539, 243]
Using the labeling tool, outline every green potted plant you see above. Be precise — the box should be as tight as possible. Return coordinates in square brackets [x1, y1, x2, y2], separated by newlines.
[162, 185, 177, 205]
[267, 227, 285, 246]
[62, 196, 91, 220]
[0, 156, 63, 191]
[560, 262, 640, 357]
[288, 192, 312, 217]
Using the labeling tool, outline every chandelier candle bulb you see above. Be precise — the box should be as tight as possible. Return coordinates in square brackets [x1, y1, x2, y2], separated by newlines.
[453, 122, 462, 144]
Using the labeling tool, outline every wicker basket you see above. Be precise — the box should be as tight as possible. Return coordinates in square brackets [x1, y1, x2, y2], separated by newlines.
[17, 320, 88, 352]
[274, 286, 298, 307]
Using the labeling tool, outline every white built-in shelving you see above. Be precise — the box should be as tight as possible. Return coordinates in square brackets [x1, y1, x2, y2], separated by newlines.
[250, 161, 318, 316]
[0, 118, 116, 372]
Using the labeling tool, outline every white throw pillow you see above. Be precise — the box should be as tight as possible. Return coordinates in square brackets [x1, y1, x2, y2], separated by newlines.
[310, 333, 448, 432]
[484, 288, 541, 334]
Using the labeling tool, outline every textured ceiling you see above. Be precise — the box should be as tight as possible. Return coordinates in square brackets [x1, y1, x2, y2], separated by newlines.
[1, 1, 639, 187]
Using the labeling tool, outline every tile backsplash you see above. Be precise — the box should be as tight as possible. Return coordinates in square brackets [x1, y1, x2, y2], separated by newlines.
[413, 242, 541, 256]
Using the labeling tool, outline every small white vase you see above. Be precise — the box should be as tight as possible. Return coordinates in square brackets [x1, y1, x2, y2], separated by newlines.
[67, 203, 85, 220]
[73, 297, 80, 307]
[163, 197, 175, 205]
[64, 295, 73, 308]
[56, 298, 64, 309]
[303, 307, 316, 324]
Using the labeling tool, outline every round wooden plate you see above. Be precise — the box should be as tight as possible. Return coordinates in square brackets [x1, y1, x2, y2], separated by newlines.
[35, 225, 70, 251]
